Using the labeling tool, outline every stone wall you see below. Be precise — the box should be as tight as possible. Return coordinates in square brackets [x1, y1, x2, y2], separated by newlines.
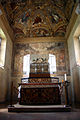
[0, 38, 12, 102]
[67, 10, 80, 105]
[0, 6, 13, 102]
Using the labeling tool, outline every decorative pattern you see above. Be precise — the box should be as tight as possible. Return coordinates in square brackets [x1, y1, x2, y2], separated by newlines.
[1, 0, 76, 38]
[20, 87, 61, 105]
[29, 78, 51, 83]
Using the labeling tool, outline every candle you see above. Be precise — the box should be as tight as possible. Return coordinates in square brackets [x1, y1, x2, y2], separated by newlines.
[64, 74, 67, 81]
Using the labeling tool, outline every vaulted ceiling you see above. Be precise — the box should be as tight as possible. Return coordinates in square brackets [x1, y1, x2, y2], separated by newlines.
[1, 0, 76, 38]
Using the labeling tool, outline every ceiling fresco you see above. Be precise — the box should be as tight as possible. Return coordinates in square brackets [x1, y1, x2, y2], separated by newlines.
[1, 0, 76, 38]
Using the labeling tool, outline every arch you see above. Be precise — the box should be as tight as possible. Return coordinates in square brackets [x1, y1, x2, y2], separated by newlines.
[74, 24, 80, 66]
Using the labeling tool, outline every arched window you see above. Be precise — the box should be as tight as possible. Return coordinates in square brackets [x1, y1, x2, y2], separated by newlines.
[74, 24, 80, 66]
[48, 54, 56, 74]
[0, 28, 6, 68]
[23, 54, 30, 78]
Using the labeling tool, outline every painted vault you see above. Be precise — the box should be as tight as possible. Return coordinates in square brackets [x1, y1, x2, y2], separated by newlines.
[1, 0, 76, 38]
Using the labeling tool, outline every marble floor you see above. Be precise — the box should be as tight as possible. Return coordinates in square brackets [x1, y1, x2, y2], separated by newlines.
[0, 106, 80, 120]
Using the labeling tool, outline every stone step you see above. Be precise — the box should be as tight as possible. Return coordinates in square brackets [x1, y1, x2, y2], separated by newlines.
[8, 104, 71, 112]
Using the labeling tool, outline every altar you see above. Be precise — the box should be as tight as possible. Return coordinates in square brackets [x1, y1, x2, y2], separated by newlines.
[9, 54, 70, 111]
[18, 55, 61, 105]
[19, 76, 61, 105]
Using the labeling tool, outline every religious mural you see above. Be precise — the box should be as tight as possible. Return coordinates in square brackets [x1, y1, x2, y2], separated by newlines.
[12, 41, 69, 77]
[1, 0, 76, 38]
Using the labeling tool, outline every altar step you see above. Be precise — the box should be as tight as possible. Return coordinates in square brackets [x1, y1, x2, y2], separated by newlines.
[8, 104, 71, 112]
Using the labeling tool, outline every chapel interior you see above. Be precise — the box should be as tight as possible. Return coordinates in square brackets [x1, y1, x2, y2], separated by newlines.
[0, 0, 80, 111]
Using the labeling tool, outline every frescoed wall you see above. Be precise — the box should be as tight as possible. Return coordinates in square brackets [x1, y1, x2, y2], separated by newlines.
[12, 41, 70, 78]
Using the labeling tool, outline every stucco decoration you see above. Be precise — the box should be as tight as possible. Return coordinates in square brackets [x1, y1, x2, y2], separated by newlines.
[1, 0, 76, 38]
